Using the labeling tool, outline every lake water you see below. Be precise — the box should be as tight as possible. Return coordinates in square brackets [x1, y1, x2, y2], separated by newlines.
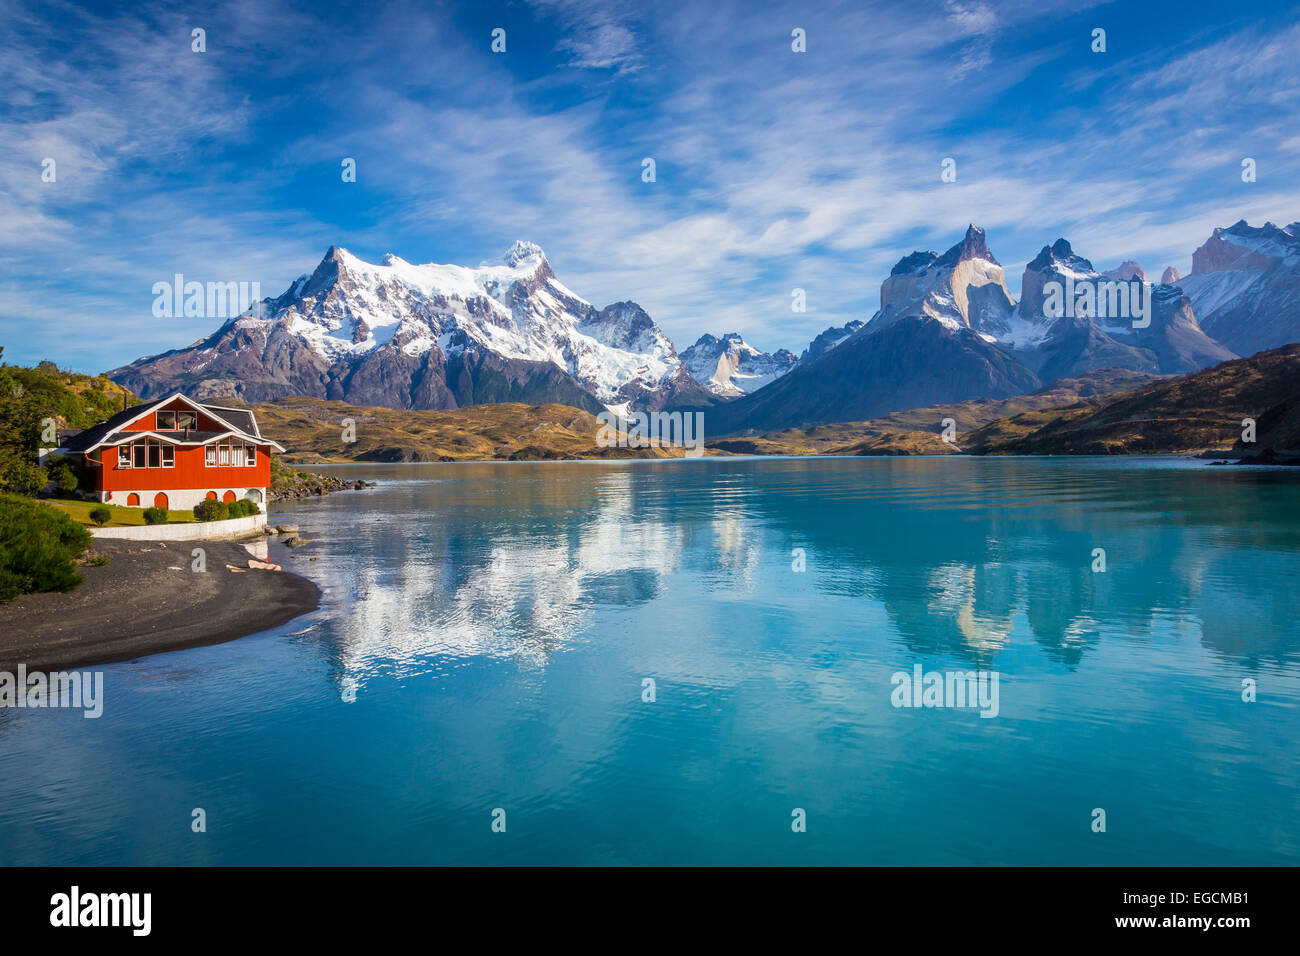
[2, 456, 1298, 865]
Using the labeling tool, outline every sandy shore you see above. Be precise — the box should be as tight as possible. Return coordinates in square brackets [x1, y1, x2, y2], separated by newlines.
[0, 539, 320, 672]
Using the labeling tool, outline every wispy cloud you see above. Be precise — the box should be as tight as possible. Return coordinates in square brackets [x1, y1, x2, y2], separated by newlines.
[2, 0, 1297, 370]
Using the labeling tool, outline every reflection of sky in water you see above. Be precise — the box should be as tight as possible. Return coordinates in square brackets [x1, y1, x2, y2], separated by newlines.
[1, 456, 1297, 865]
[295, 457, 1300, 686]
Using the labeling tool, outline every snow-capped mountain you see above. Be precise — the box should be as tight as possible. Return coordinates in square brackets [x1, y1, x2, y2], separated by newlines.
[110, 242, 714, 413]
[866, 225, 1017, 340]
[1178, 220, 1300, 357]
[108, 220, 1296, 434]
[709, 227, 1040, 433]
[710, 224, 1247, 435]
[680, 332, 796, 397]
[1010, 238, 1233, 378]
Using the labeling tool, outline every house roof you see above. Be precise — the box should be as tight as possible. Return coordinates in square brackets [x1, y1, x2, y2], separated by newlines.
[105, 430, 228, 445]
[61, 393, 283, 454]
[200, 404, 260, 438]
[62, 397, 169, 453]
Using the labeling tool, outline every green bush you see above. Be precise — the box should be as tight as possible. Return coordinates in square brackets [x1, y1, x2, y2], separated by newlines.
[44, 458, 78, 493]
[88, 505, 111, 527]
[142, 506, 168, 525]
[227, 499, 261, 518]
[193, 498, 228, 522]
[0, 493, 91, 601]
[0, 458, 47, 496]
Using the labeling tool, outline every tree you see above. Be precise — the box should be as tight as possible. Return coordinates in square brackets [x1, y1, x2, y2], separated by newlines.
[44, 458, 78, 493]
[0, 493, 92, 601]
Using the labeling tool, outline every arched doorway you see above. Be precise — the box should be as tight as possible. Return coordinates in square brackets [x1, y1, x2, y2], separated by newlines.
[153, 492, 169, 510]
[221, 490, 237, 504]
[245, 489, 263, 504]
[206, 491, 218, 500]
[127, 493, 140, 506]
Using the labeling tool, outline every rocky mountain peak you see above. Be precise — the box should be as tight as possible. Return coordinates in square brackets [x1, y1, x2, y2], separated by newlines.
[1027, 239, 1095, 273]
[503, 240, 547, 269]
[1104, 260, 1147, 282]
[890, 250, 940, 276]
[936, 224, 997, 267]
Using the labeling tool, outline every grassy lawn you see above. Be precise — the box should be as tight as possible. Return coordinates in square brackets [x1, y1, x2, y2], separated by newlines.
[42, 497, 196, 527]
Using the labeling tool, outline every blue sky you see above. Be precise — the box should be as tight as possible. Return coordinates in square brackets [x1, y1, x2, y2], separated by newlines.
[3, 0, 1298, 373]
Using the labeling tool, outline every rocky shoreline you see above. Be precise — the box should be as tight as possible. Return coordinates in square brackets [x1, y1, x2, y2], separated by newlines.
[270, 461, 375, 501]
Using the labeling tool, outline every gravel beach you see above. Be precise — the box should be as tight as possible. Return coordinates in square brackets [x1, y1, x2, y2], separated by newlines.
[0, 539, 320, 672]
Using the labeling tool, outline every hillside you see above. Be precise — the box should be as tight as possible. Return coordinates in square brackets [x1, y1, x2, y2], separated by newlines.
[706, 368, 1161, 456]
[966, 344, 1300, 456]
[0, 351, 137, 491]
[249, 397, 693, 462]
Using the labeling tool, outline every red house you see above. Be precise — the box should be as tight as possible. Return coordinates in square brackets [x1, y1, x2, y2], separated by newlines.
[55, 393, 284, 511]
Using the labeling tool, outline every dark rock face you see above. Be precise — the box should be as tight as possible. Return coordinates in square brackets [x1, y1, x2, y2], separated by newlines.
[1137, 285, 1236, 373]
[799, 321, 865, 364]
[111, 317, 606, 412]
[1032, 316, 1160, 383]
[935, 224, 998, 268]
[709, 316, 1041, 434]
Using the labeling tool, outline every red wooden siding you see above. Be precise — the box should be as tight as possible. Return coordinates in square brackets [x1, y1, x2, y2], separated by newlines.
[99, 443, 270, 493]
[122, 397, 230, 433]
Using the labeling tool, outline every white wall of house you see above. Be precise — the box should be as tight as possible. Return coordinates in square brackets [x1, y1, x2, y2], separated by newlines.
[90, 512, 268, 541]
[100, 487, 267, 510]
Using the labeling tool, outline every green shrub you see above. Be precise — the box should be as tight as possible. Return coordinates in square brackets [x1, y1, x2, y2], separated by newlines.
[142, 506, 168, 525]
[227, 499, 261, 518]
[0, 493, 92, 601]
[193, 498, 228, 522]
[44, 458, 78, 493]
[0, 458, 48, 496]
[88, 505, 111, 527]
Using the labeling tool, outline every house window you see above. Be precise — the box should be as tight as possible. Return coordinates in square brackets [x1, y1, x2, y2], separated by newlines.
[219, 444, 230, 465]
[246, 444, 256, 466]
[206, 445, 217, 466]
[157, 410, 197, 430]
[232, 443, 245, 467]
[122, 439, 174, 468]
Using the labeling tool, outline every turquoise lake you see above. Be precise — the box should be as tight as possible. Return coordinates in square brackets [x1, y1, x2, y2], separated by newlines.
[2, 456, 1298, 865]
